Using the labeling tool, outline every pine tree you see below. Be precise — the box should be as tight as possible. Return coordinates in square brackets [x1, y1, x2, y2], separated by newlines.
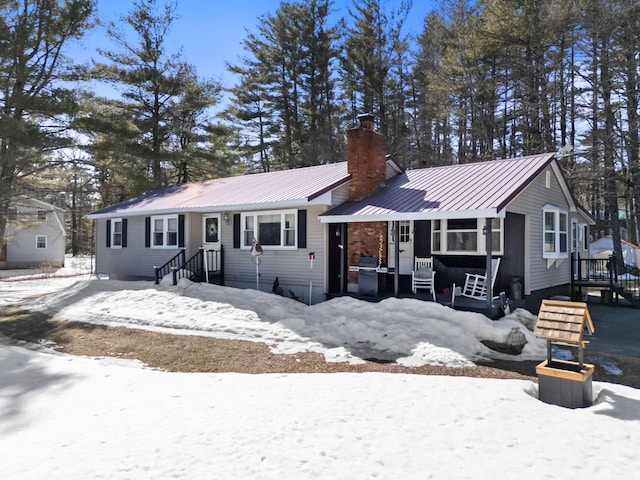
[86, 0, 221, 195]
[340, 0, 411, 137]
[226, 0, 341, 171]
[0, 0, 94, 253]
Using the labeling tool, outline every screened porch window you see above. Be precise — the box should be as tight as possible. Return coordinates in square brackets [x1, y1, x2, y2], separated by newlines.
[447, 219, 478, 252]
[432, 218, 503, 255]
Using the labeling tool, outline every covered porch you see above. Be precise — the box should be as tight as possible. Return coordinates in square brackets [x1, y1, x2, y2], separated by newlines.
[332, 263, 522, 320]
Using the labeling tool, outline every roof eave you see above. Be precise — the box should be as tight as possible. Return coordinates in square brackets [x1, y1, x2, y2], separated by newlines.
[86, 198, 331, 219]
[496, 153, 555, 212]
[319, 208, 503, 223]
[307, 175, 351, 201]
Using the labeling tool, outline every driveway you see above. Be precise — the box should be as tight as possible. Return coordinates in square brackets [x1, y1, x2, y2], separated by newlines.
[585, 299, 640, 358]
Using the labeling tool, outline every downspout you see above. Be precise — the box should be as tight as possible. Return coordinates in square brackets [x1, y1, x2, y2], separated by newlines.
[486, 218, 493, 310]
[393, 220, 400, 297]
[340, 223, 346, 294]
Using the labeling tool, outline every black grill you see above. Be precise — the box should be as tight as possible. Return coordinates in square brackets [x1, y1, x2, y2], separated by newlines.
[358, 257, 379, 296]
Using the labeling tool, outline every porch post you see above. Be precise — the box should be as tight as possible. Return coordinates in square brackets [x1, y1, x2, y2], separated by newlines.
[486, 218, 493, 309]
[393, 220, 400, 297]
[340, 223, 346, 293]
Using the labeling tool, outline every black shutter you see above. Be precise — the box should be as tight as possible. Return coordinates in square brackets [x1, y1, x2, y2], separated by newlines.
[106, 220, 111, 247]
[178, 214, 185, 247]
[233, 213, 241, 248]
[145, 217, 151, 248]
[298, 209, 307, 248]
[122, 219, 128, 248]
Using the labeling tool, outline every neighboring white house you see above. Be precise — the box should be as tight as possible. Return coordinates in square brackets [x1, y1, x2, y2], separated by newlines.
[589, 236, 640, 267]
[1, 196, 66, 269]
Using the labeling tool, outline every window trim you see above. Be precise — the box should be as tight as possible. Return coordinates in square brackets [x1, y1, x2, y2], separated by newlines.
[150, 214, 179, 249]
[241, 209, 298, 250]
[36, 235, 47, 249]
[543, 206, 568, 259]
[431, 218, 504, 255]
[111, 218, 123, 249]
[571, 218, 579, 252]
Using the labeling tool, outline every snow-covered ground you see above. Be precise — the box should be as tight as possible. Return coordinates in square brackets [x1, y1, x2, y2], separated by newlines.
[1, 257, 639, 479]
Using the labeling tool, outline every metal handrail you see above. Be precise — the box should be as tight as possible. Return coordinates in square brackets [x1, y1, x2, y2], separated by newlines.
[154, 248, 186, 284]
[165, 246, 224, 286]
[571, 252, 640, 303]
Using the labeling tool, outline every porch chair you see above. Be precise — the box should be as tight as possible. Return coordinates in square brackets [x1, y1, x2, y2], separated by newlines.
[461, 258, 501, 300]
[412, 257, 436, 301]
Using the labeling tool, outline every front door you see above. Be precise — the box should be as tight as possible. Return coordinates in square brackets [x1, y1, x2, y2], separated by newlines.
[202, 214, 221, 250]
[388, 220, 413, 274]
[328, 223, 347, 294]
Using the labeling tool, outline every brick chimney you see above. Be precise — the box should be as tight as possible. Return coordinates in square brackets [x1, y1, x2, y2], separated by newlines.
[347, 113, 387, 201]
[345, 114, 389, 289]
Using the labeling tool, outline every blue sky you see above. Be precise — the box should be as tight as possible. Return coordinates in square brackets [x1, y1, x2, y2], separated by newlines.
[72, 0, 439, 90]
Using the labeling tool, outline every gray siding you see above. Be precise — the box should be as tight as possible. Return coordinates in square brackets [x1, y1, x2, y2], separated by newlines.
[222, 205, 328, 304]
[186, 212, 202, 255]
[95, 216, 186, 280]
[507, 166, 573, 294]
[94, 206, 330, 303]
[330, 184, 349, 207]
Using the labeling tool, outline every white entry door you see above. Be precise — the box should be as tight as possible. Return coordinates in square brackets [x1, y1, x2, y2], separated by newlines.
[388, 220, 413, 274]
[202, 214, 221, 249]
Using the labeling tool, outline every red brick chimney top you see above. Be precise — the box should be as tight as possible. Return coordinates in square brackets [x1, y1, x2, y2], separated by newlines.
[357, 113, 376, 131]
[347, 113, 387, 201]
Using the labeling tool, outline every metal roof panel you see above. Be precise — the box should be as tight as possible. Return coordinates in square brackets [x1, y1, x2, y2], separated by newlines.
[89, 162, 350, 217]
[322, 153, 555, 220]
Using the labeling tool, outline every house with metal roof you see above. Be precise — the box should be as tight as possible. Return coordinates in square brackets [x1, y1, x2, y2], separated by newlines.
[1, 196, 66, 270]
[88, 114, 593, 313]
[321, 146, 594, 312]
[87, 141, 402, 304]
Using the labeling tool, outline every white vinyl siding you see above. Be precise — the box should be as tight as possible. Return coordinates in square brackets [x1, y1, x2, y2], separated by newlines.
[4, 197, 65, 268]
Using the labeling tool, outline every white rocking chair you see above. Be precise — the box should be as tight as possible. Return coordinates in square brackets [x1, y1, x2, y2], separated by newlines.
[412, 257, 436, 301]
[461, 258, 501, 300]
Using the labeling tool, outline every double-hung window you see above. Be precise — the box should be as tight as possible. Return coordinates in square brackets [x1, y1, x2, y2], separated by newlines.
[111, 218, 123, 248]
[36, 235, 47, 249]
[242, 210, 297, 249]
[151, 215, 178, 248]
[543, 206, 568, 258]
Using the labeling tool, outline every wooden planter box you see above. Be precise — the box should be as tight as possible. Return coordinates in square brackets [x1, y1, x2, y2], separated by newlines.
[536, 359, 595, 408]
